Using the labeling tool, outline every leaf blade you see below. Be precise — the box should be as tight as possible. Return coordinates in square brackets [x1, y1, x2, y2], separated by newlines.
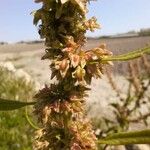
[0, 98, 35, 111]
[98, 130, 150, 145]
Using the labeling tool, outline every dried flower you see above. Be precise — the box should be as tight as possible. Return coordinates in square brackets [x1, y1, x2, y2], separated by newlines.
[72, 66, 86, 82]
[55, 59, 70, 77]
[70, 54, 80, 68]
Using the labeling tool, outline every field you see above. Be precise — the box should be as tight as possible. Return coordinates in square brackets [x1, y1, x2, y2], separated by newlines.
[0, 36, 150, 84]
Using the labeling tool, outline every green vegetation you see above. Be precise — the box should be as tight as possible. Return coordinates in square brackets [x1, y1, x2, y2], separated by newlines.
[0, 66, 36, 150]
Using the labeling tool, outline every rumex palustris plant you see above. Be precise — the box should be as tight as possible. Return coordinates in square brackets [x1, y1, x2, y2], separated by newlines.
[32, 0, 150, 148]
[32, 0, 112, 149]
[1, 0, 150, 149]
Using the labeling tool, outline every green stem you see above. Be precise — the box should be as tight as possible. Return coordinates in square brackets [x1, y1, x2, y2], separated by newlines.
[98, 129, 150, 145]
[25, 106, 41, 130]
[90, 46, 150, 64]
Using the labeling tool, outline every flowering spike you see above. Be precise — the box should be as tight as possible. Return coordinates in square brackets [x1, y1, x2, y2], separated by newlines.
[33, 0, 112, 149]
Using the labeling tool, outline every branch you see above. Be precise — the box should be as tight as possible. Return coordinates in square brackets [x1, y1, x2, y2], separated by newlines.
[128, 112, 150, 123]
[90, 46, 150, 64]
[98, 129, 150, 145]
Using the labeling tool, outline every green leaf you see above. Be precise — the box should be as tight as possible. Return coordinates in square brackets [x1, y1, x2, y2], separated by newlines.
[33, 10, 42, 25]
[33, 9, 49, 25]
[0, 98, 35, 111]
[98, 129, 150, 145]
[102, 46, 150, 62]
[55, 5, 63, 19]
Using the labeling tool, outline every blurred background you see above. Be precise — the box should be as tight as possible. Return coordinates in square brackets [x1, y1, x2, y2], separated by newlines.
[0, 0, 150, 150]
[0, 0, 150, 42]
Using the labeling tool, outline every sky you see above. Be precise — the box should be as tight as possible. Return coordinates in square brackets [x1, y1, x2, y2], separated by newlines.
[0, 0, 150, 42]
